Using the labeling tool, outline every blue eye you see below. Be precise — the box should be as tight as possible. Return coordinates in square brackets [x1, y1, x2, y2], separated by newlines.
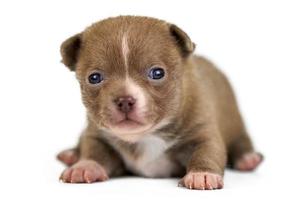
[88, 72, 103, 84]
[148, 67, 165, 80]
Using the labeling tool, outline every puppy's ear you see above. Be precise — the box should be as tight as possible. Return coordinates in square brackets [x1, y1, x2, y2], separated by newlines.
[169, 24, 195, 57]
[60, 33, 82, 71]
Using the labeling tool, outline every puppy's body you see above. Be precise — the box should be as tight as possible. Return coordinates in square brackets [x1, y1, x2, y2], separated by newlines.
[58, 16, 262, 189]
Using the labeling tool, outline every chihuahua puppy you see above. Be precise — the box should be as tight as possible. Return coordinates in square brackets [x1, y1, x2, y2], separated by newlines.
[57, 16, 263, 190]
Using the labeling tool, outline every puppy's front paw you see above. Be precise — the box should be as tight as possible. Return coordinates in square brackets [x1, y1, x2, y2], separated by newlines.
[60, 160, 109, 183]
[179, 172, 223, 190]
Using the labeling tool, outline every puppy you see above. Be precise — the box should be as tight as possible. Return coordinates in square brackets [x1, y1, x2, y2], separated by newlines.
[57, 16, 263, 190]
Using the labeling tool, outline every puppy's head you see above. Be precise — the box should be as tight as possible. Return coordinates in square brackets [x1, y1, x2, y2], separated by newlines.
[60, 16, 195, 142]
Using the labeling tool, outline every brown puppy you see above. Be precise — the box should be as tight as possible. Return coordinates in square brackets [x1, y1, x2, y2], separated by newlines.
[57, 16, 263, 190]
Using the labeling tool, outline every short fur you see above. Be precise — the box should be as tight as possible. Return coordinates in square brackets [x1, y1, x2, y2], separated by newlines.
[58, 16, 262, 189]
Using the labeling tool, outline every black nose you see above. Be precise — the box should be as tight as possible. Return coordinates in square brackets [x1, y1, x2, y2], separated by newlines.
[114, 96, 136, 113]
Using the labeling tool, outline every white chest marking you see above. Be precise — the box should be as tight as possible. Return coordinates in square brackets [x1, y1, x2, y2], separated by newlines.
[121, 135, 176, 178]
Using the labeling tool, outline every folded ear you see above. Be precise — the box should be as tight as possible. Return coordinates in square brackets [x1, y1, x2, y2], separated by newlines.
[60, 33, 82, 71]
[169, 24, 195, 57]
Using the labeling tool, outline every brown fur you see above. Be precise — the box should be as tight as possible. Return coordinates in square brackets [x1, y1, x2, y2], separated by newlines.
[58, 16, 262, 189]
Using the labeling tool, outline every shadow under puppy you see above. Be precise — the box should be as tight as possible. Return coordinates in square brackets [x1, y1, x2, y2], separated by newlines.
[57, 16, 263, 190]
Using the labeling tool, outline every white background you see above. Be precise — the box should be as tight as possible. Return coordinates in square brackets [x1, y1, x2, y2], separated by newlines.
[0, 0, 299, 199]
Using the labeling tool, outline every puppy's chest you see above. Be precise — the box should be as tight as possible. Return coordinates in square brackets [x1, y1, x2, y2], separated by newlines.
[119, 135, 178, 178]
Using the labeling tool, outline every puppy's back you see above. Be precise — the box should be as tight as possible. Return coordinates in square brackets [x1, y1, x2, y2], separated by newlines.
[192, 56, 246, 146]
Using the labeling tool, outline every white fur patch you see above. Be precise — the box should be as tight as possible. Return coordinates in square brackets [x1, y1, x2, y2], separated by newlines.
[120, 135, 177, 178]
[125, 78, 146, 112]
[121, 34, 129, 75]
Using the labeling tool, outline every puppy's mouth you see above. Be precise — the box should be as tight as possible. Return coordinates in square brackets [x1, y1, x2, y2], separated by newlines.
[113, 113, 146, 129]
[104, 110, 155, 136]
[115, 117, 144, 128]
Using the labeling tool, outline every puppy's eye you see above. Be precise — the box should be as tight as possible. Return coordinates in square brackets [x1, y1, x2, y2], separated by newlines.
[88, 72, 103, 84]
[148, 67, 165, 80]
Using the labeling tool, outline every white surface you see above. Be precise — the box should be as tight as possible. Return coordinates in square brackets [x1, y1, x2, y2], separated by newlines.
[0, 0, 300, 199]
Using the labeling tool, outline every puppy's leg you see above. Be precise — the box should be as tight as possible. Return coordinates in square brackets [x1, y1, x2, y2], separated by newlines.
[179, 133, 226, 190]
[228, 133, 263, 171]
[57, 148, 79, 166]
[60, 132, 125, 183]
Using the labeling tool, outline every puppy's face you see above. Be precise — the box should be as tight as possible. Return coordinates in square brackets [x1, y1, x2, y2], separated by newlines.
[61, 17, 194, 142]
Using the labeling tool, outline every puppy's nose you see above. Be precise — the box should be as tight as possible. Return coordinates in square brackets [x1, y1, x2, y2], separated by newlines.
[114, 96, 136, 113]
